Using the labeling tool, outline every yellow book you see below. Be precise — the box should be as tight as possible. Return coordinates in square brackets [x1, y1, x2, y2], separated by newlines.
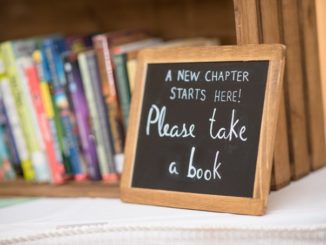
[0, 40, 50, 182]
[0, 51, 34, 180]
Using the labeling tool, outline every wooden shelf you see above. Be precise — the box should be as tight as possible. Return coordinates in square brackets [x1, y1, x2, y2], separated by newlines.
[0, 180, 120, 198]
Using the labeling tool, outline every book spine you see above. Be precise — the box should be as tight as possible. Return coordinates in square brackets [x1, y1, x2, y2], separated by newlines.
[24, 61, 65, 184]
[79, 51, 118, 181]
[0, 94, 16, 180]
[113, 53, 131, 129]
[126, 59, 137, 94]
[15, 58, 50, 182]
[38, 49, 73, 176]
[0, 87, 22, 176]
[88, 51, 120, 177]
[40, 82, 66, 174]
[0, 125, 16, 181]
[93, 36, 125, 159]
[43, 40, 86, 181]
[63, 54, 101, 180]
[1, 42, 48, 181]
[0, 77, 34, 180]
[33, 50, 67, 177]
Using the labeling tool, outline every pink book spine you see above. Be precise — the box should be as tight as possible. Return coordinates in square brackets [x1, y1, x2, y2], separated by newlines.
[25, 63, 64, 184]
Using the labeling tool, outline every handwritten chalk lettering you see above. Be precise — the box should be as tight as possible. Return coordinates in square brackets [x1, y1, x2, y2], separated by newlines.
[146, 104, 196, 138]
[209, 108, 247, 142]
[169, 162, 179, 175]
[165, 70, 172, 82]
[214, 89, 242, 103]
[177, 70, 201, 82]
[169, 87, 207, 101]
[205, 70, 249, 82]
[187, 146, 222, 181]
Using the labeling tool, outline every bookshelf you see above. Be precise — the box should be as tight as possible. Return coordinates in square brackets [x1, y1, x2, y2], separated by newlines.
[0, 0, 236, 44]
[0, 0, 236, 198]
[0, 0, 325, 199]
[0, 180, 119, 198]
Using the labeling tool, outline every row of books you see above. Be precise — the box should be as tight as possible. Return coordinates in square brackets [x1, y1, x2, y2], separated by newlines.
[0, 29, 218, 183]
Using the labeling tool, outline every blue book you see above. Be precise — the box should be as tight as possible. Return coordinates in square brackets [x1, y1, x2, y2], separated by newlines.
[42, 37, 86, 181]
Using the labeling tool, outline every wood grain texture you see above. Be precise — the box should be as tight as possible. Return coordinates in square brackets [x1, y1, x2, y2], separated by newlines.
[233, 0, 291, 190]
[0, 0, 236, 44]
[279, 0, 311, 179]
[259, 0, 291, 189]
[0, 180, 120, 198]
[316, 0, 326, 129]
[121, 44, 285, 215]
[298, 0, 326, 170]
[233, 0, 260, 44]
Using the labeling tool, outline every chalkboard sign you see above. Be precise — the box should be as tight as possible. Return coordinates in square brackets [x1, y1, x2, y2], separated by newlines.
[121, 45, 285, 215]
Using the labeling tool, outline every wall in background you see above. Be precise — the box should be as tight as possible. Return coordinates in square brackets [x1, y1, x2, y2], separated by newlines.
[0, 0, 236, 44]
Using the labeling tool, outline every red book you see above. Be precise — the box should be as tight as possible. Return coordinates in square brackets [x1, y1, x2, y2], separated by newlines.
[23, 58, 65, 184]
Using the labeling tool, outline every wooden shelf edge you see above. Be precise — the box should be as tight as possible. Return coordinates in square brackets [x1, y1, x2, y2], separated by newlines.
[0, 180, 120, 198]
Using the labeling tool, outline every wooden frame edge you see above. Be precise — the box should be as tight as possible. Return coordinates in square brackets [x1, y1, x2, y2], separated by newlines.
[121, 44, 285, 215]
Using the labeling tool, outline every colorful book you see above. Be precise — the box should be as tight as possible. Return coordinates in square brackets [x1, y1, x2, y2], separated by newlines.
[22, 57, 65, 184]
[0, 77, 33, 180]
[16, 57, 50, 182]
[92, 30, 149, 170]
[33, 49, 67, 178]
[37, 47, 73, 177]
[0, 93, 16, 181]
[42, 37, 87, 181]
[0, 55, 22, 176]
[1, 39, 51, 182]
[78, 50, 118, 181]
[0, 125, 16, 181]
[63, 52, 101, 180]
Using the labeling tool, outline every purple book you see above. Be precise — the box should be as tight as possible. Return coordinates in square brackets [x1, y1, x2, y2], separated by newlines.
[63, 52, 101, 180]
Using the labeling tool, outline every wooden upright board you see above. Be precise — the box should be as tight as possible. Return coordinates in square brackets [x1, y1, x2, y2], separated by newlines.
[279, 0, 311, 178]
[233, 0, 291, 189]
[121, 45, 285, 215]
[259, 0, 291, 189]
[298, 0, 326, 170]
[316, 0, 326, 128]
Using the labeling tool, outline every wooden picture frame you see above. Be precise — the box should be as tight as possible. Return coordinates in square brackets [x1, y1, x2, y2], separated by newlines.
[121, 44, 285, 215]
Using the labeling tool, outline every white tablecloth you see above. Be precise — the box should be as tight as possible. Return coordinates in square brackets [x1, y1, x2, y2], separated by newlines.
[0, 167, 326, 244]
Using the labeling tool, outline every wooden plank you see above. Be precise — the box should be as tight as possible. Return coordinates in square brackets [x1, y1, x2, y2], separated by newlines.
[233, 0, 291, 189]
[0, 181, 120, 198]
[233, 0, 260, 44]
[279, 0, 311, 179]
[298, 0, 326, 170]
[316, 0, 326, 128]
[259, 0, 291, 189]
[0, 0, 236, 44]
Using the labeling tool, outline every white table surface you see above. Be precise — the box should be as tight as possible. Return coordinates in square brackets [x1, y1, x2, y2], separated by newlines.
[0, 167, 326, 245]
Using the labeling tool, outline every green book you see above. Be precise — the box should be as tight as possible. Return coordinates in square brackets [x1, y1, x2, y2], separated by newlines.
[113, 53, 131, 129]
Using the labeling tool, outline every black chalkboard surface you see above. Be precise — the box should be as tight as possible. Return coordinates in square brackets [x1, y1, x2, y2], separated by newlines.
[121, 45, 285, 215]
[132, 61, 268, 197]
